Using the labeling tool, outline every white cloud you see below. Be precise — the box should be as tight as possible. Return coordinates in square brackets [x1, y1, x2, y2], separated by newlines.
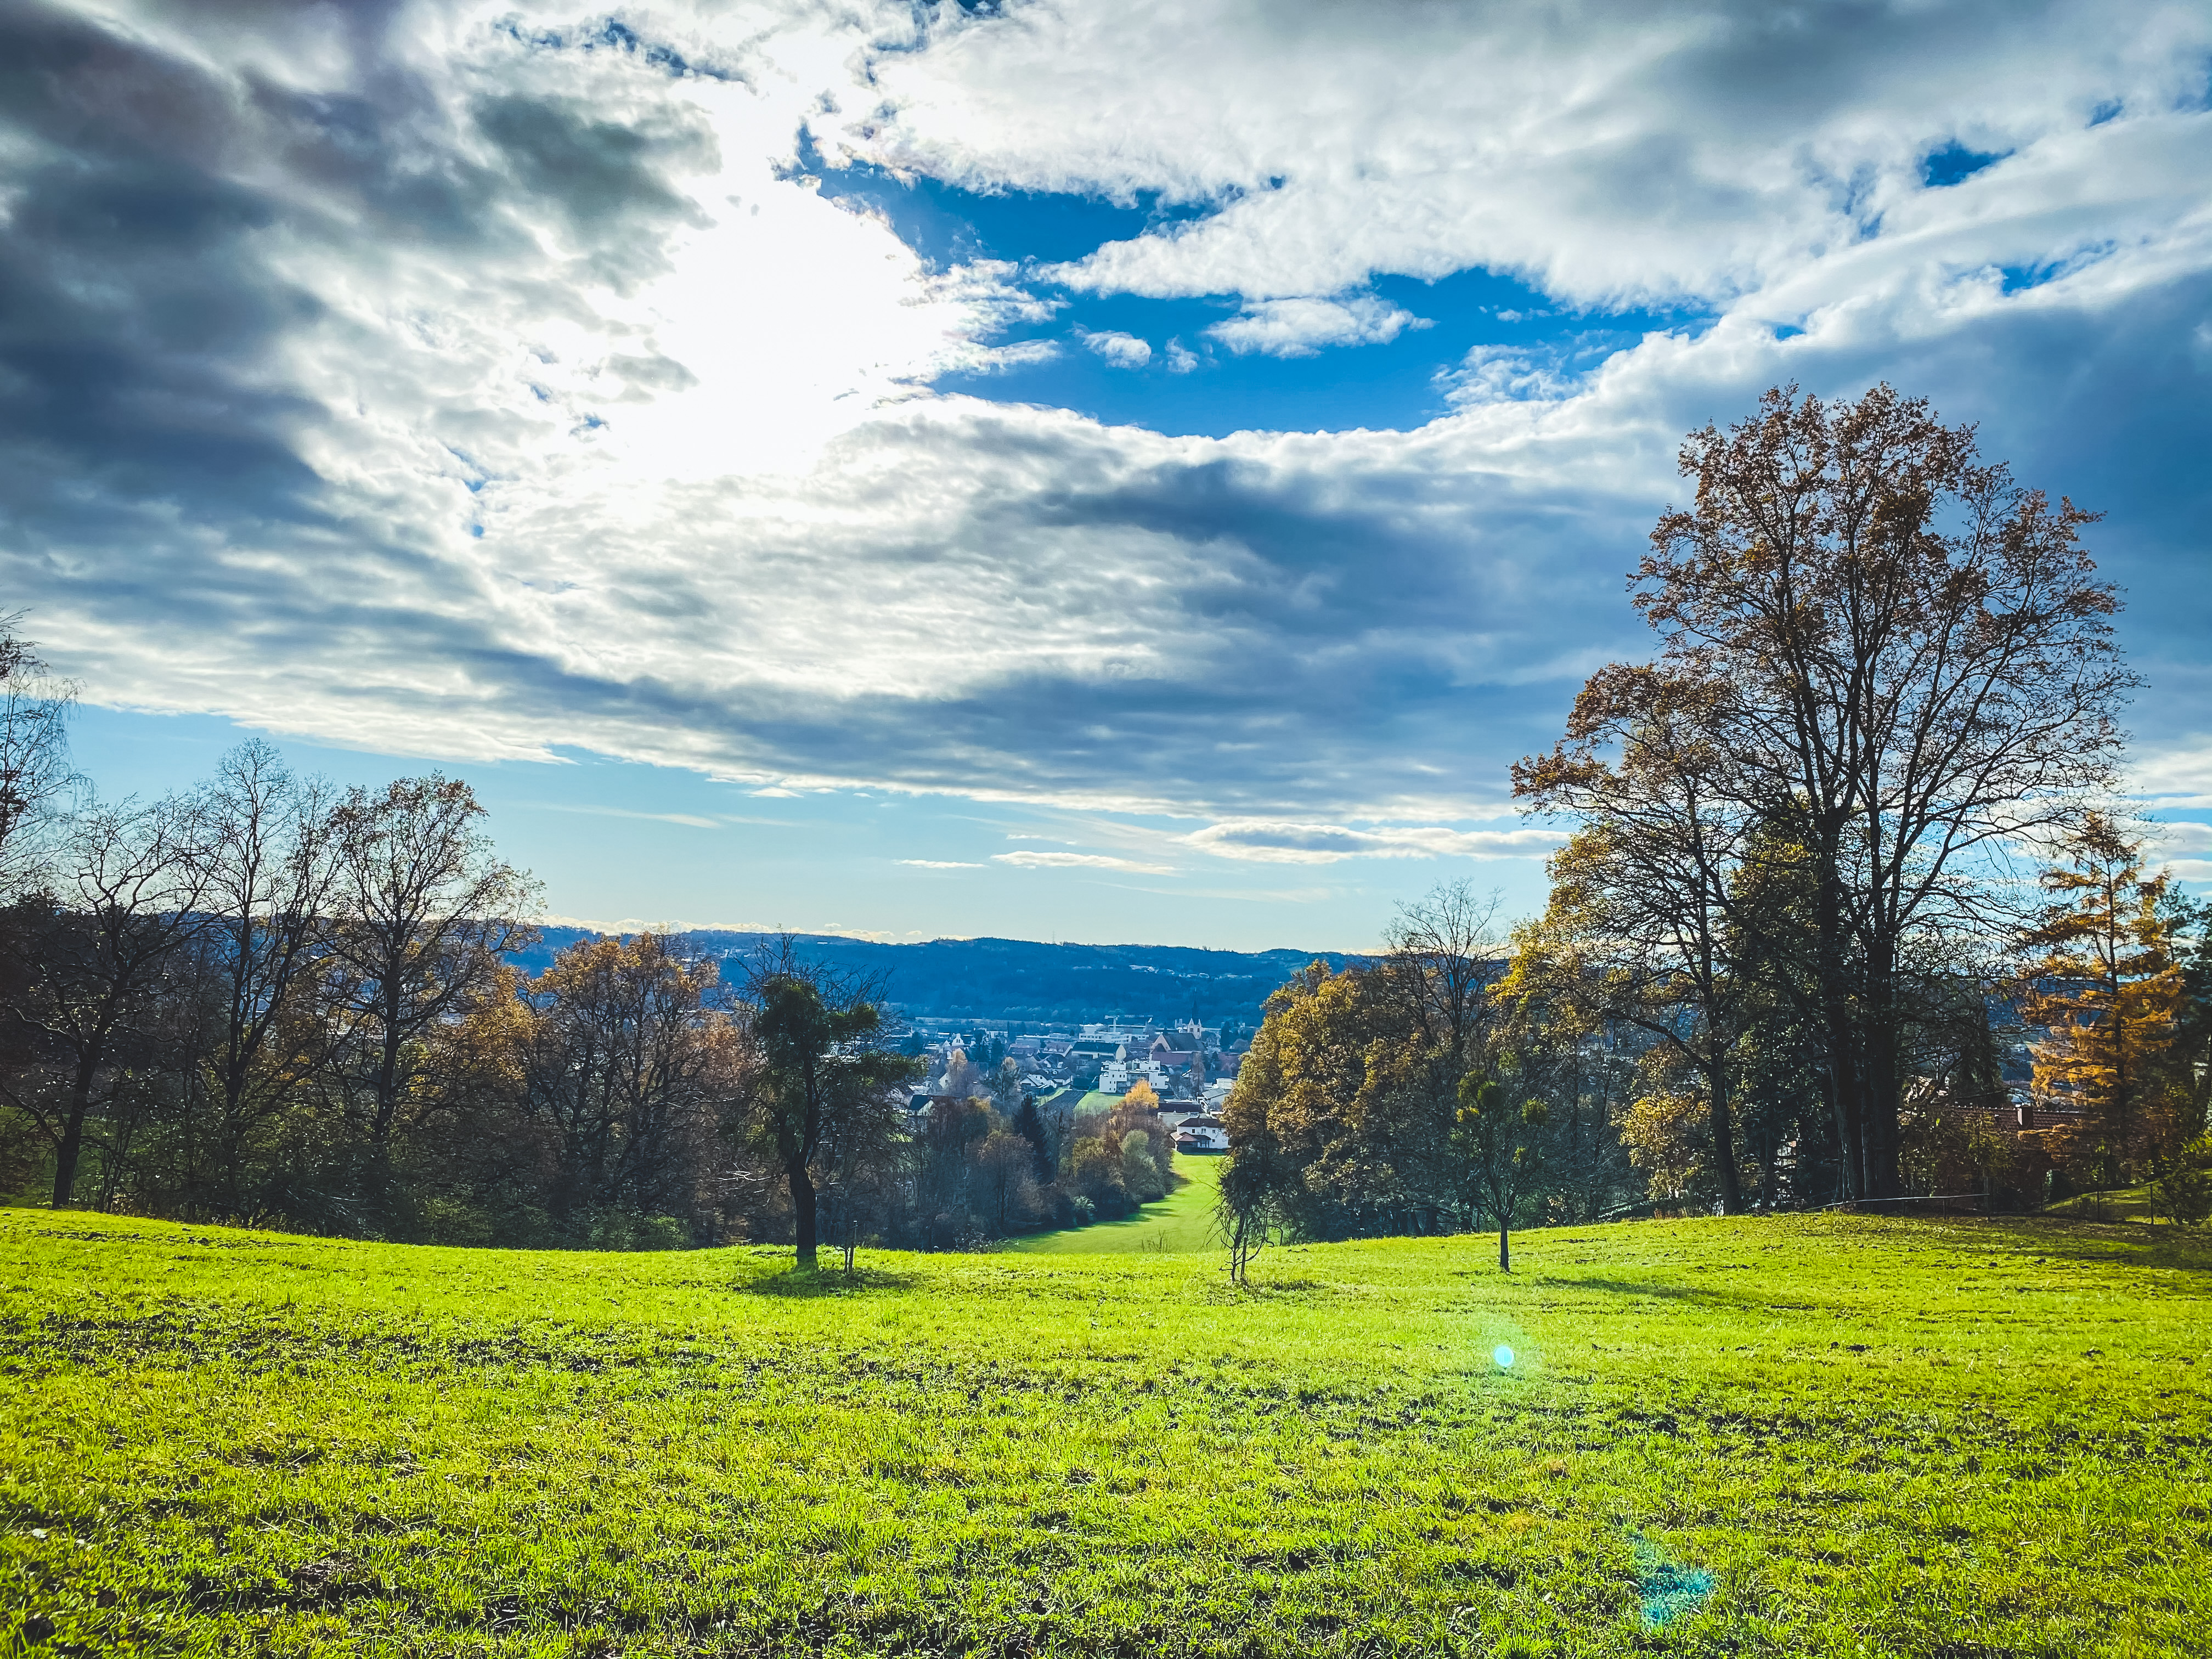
[1078, 329, 1152, 367]
[850, 0, 2212, 312]
[949, 338, 1063, 374]
[896, 858, 983, 868]
[1187, 821, 1570, 865]
[1207, 296, 1427, 357]
[533, 804, 722, 830]
[2147, 821, 2212, 857]
[992, 851, 1176, 873]
[2018, 816, 2212, 885]
[1, 0, 2205, 843]
[1438, 345, 1576, 407]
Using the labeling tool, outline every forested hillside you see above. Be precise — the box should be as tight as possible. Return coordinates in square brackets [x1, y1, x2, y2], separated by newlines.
[515, 929, 1352, 1025]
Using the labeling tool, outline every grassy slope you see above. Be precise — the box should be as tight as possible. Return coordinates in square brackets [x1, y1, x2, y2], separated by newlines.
[1009, 1156, 1224, 1255]
[1, 1211, 2207, 1658]
[2043, 1185, 2162, 1223]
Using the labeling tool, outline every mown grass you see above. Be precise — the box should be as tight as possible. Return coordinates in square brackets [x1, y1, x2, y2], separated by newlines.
[1009, 1156, 1225, 1255]
[1, 1207, 2207, 1658]
[2043, 1185, 2168, 1224]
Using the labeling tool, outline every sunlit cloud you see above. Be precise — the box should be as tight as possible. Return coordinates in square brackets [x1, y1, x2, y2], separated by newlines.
[1, 0, 2204, 887]
[1187, 821, 1571, 865]
[992, 851, 1176, 873]
[1077, 329, 1153, 367]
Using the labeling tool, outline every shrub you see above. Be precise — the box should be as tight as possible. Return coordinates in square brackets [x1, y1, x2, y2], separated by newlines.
[419, 1197, 496, 1247]
[2153, 1136, 2212, 1226]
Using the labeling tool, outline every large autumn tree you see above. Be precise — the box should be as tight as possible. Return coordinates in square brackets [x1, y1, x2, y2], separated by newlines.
[1513, 675, 1752, 1211]
[1522, 384, 2132, 1199]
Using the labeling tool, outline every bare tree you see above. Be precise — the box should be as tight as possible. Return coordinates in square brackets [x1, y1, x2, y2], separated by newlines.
[323, 775, 540, 1164]
[1514, 678, 1752, 1211]
[1375, 879, 1504, 1060]
[0, 619, 78, 898]
[192, 740, 341, 1209]
[0, 797, 205, 1205]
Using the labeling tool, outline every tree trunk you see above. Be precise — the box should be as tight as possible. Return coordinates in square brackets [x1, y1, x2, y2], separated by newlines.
[52, 1110, 85, 1209]
[1498, 1217, 1511, 1272]
[1822, 996, 1864, 1201]
[1860, 949, 1903, 1198]
[1708, 1055, 1743, 1215]
[50, 1049, 104, 1208]
[790, 1159, 817, 1269]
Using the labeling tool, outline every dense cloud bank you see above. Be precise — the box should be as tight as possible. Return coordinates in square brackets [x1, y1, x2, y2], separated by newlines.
[1, 0, 2207, 857]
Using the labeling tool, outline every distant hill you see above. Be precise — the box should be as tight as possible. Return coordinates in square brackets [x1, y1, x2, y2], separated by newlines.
[508, 929, 1353, 1026]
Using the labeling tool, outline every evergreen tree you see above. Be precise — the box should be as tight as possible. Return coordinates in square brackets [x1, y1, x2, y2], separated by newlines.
[2019, 814, 2186, 1188]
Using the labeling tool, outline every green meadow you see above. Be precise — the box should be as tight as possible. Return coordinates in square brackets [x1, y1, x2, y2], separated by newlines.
[2, 1207, 2207, 1659]
[1008, 1157, 1224, 1256]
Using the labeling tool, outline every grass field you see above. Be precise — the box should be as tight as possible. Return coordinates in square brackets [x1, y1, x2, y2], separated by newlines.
[1008, 1156, 1224, 1255]
[2, 1209, 2207, 1658]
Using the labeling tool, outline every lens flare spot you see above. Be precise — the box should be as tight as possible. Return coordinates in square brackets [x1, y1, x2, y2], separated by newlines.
[1492, 1344, 1516, 1369]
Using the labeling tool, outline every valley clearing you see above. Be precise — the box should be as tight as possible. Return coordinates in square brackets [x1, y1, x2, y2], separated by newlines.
[0, 1207, 2205, 1657]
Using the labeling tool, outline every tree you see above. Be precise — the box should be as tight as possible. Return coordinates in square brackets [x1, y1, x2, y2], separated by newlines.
[1487, 928, 1643, 1221]
[1542, 383, 2132, 1199]
[1515, 679, 1752, 1211]
[1374, 879, 1501, 1063]
[1119, 1127, 1166, 1202]
[518, 933, 745, 1233]
[1451, 1074, 1550, 1271]
[0, 798, 205, 1205]
[1218, 962, 1397, 1239]
[323, 776, 540, 1174]
[2018, 813, 2186, 1188]
[0, 619, 77, 898]
[939, 1046, 981, 1099]
[814, 1057, 911, 1272]
[744, 944, 918, 1269]
[1218, 888, 1510, 1246]
[192, 741, 342, 1212]
[1011, 1093, 1054, 1183]
[1123, 1077, 1160, 1114]
[973, 1128, 1040, 1236]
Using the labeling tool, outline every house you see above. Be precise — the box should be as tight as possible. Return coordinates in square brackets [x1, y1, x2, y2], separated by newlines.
[1173, 1115, 1229, 1153]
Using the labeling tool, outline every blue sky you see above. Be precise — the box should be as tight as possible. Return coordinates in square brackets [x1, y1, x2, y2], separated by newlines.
[4, 0, 2209, 947]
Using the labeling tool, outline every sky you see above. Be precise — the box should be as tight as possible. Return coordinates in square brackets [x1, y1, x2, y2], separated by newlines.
[2, 0, 2208, 950]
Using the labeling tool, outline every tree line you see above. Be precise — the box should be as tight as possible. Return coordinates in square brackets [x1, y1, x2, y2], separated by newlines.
[8, 385, 2208, 1263]
[1218, 387, 2212, 1272]
[0, 662, 1194, 1260]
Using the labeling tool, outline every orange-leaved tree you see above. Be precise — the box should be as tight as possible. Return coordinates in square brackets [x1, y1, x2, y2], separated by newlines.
[2019, 814, 2185, 1189]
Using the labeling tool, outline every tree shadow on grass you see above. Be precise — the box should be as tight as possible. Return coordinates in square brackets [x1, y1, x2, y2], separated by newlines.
[1530, 1276, 1746, 1307]
[1953, 1215, 2212, 1274]
[738, 1265, 924, 1297]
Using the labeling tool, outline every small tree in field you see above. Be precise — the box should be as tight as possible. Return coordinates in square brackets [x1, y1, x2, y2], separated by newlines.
[1452, 1075, 1550, 1272]
[745, 944, 918, 1271]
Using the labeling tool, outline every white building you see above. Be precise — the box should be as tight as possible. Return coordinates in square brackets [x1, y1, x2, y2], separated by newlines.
[1098, 1056, 1169, 1096]
[1173, 1115, 1229, 1153]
